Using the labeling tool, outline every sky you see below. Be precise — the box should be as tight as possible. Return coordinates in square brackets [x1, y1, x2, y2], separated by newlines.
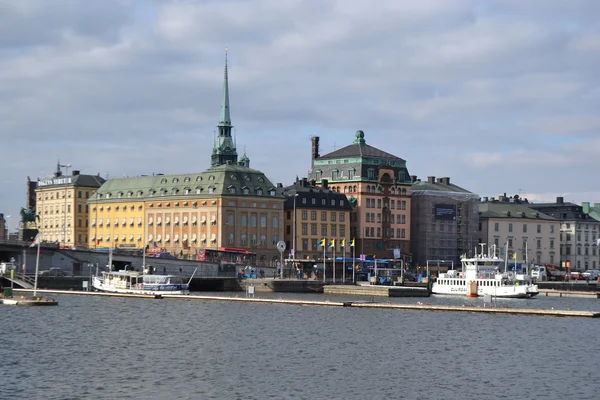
[1, 0, 599, 232]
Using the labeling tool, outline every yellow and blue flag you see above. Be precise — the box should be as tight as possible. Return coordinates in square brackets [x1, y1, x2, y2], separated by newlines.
[318, 238, 326, 247]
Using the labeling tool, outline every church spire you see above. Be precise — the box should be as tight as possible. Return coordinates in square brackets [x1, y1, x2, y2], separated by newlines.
[211, 48, 238, 167]
[219, 48, 231, 128]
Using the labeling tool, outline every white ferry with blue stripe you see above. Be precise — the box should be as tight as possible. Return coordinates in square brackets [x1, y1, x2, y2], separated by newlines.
[431, 245, 538, 299]
[92, 270, 191, 295]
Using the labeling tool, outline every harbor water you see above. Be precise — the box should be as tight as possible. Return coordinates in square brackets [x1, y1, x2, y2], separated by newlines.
[1, 293, 599, 400]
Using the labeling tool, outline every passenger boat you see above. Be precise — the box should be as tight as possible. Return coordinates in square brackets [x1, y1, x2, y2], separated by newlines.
[92, 270, 192, 295]
[431, 245, 538, 298]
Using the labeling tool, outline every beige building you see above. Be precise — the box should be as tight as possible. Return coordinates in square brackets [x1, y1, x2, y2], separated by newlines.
[35, 163, 105, 247]
[281, 178, 352, 261]
[479, 196, 560, 266]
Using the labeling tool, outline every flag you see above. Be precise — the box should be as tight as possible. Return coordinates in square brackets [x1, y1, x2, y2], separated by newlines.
[512, 253, 517, 260]
[349, 238, 355, 247]
[30, 232, 41, 247]
[328, 239, 335, 248]
[596, 238, 600, 247]
[341, 239, 346, 247]
[318, 238, 326, 247]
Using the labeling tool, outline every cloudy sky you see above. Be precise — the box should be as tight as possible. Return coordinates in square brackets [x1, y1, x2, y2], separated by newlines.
[1, 0, 599, 231]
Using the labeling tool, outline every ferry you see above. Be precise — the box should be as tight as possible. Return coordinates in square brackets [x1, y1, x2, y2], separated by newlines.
[431, 245, 538, 299]
[92, 270, 192, 296]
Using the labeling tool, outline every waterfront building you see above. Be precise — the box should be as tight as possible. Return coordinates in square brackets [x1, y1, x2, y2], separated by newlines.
[281, 178, 352, 261]
[87, 53, 284, 266]
[479, 195, 559, 267]
[308, 131, 412, 261]
[529, 197, 600, 271]
[410, 176, 479, 269]
[34, 163, 105, 247]
[0, 213, 6, 241]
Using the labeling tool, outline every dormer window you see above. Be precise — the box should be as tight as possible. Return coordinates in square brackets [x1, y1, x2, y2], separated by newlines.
[184, 177, 191, 182]
[256, 188, 263, 195]
[196, 176, 202, 181]
[209, 175, 215, 181]
[161, 178, 167, 184]
[173, 177, 179, 183]
[269, 190, 276, 196]
[228, 185, 236, 194]
[245, 175, 251, 181]
[231, 175, 238, 180]
[258, 177, 264, 183]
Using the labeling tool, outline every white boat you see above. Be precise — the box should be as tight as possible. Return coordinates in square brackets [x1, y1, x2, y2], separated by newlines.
[92, 270, 191, 295]
[431, 245, 538, 299]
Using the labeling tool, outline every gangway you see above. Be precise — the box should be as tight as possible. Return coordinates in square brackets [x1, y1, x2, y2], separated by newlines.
[0, 273, 34, 289]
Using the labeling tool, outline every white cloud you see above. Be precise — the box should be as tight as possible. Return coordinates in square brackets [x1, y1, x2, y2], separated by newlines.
[1, 0, 600, 226]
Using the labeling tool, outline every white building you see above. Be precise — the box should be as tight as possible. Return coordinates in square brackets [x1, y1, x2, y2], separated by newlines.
[479, 195, 560, 267]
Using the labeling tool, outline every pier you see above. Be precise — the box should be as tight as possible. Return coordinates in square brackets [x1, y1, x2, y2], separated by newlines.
[10, 288, 600, 318]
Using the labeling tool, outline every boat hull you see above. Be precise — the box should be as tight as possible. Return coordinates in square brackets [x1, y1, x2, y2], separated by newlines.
[431, 284, 538, 299]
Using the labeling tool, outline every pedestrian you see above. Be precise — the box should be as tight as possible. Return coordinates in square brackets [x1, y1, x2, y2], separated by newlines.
[163, 266, 167, 274]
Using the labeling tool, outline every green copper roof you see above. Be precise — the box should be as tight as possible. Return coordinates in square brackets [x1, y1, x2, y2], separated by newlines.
[219, 49, 231, 127]
[88, 164, 283, 203]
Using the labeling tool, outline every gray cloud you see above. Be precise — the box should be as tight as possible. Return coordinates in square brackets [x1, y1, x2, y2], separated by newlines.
[1, 0, 600, 227]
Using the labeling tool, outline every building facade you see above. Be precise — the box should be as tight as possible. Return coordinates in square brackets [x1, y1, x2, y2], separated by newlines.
[0, 213, 6, 241]
[281, 178, 352, 261]
[309, 130, 412, 261]
[35, 163, 105, 247]
[410, 176, 480, 268]
[529, 197, 600, 271]
[479, 195, 560, 267]
[87, 53, 284, 266]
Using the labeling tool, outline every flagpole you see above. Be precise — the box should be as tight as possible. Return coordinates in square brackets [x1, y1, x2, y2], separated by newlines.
[33, 239, 41, 297]
[342, 240, 346, 284]
[332, 240, 336, 284]
[352, 239, 356, 284]
[322, 239, 326, 284]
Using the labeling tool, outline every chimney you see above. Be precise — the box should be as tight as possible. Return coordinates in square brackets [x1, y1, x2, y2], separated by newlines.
[72, 170, 80, 176]
[321, 178, 328, 190]
[311, 136, 320, 167]
[557, 196, 564, 204]
[309, 179, 316, 186]
[427, 176, 435, 184]
[410, 175, 418, 183]
[440, 177, 450, 185]
[276, 183, 283, 188]
[302, 177, 308, 187]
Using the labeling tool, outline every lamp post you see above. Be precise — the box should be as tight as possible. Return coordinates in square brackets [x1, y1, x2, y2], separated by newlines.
[60, 163, 71, 248]
[292, 193, 298, 267]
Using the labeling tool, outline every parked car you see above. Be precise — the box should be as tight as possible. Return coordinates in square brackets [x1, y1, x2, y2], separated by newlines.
[569, 271, 581, 280]
[582, 270, 600, 280]
[39, 267, 66, 277]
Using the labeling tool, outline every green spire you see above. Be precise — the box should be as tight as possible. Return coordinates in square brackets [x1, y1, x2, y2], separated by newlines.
[219, 48, 231, 127]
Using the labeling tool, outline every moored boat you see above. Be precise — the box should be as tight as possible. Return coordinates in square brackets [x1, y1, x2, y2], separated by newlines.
[431, 245, 538, 298]
[92, 270, 191, 295]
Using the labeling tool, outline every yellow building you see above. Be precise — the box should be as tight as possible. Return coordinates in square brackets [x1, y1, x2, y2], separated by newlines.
[88, 165, 284, 266]
[35, 164, 105, 247]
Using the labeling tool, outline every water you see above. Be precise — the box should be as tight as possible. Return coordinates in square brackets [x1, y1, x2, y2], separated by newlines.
[2, 293, 599, 400]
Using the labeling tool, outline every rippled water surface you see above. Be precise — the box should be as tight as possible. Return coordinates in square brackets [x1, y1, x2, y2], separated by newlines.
[2, 293, 599, 400]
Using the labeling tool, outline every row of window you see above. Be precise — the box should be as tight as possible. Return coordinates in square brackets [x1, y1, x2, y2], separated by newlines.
[38, 190, 91, 201]
[365, 198, 407, 210]
[299, 211, 347, 222]
[295, 223, 347, 237]
[494, 222, 556, 234]
[158, 174, 265, 184]
[562, 233, 599, 242]
[42, 204, 88, 214]
[98, 186, 277, 199]
[364, 213, 407, 224]
[364, 227, 406, 238]
[315, 169, 407, 181]
[299, 197, 345, 207]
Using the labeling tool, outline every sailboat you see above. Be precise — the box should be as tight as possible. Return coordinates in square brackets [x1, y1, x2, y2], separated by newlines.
[1, 233, 58, 306]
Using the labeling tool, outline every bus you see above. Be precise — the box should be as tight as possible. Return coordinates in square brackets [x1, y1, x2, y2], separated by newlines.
[197, 247, 256, 265]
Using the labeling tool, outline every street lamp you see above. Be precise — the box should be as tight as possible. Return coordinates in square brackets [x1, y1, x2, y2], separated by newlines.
[292, 193, 299, 266]
[60, 163, 71, 247]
